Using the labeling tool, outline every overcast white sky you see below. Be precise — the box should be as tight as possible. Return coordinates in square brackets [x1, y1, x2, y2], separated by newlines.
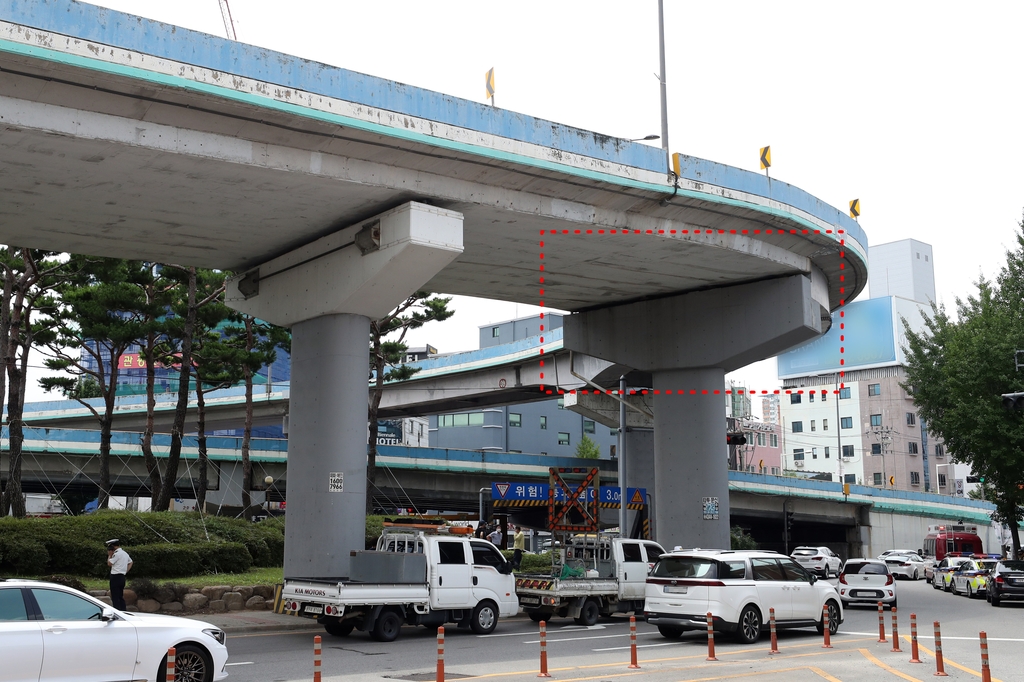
[28, 1, 1024, 400]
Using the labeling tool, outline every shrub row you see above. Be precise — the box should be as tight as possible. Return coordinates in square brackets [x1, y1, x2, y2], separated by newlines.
[0, 510, 283, 577]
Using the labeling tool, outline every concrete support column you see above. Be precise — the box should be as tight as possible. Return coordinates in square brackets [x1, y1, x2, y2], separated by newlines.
[285, 313, 370, 577]
[653, 368, 729, 550]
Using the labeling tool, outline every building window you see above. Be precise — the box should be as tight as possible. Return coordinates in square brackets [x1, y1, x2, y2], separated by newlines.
[870, 414, 882, 427]
[908, 442, 919, 454]
[844, 474, 856, 484]
[557, 398, 565, 409]
[539, 416, 547, 430]
[809, 392, 815, 403]
[910, 471, 921, 486]
[439, 412, 485, 427]
[840, 417, 853, 429]
[842, 445, 855, 458]
[821, 391, 827, 402]
[824, 446, 830, 459]
[871, 443, 881, 455]
[935, 444, 944, 457]
[583, 420, 595, 434]
[790, 394, 802, 404]
[839, 387, 851, 399]
[509, 413, 521, 427]
[868, 383, 881, 396]
[557, 432, 570, 446]
[810, 420, 816, 432]
[757, 432, 766, 446]
[793, 449, 805, 461]
[771, 467, 781, 475]
[938, 473, 947, 487]
[492, 327, 500, 337]
[792, 421, 804, 433]
[770, 434, 778, 448]
[906, 412, 916, 426]
[610, 429, 617, 436]
[823, 418, 828, 431]
[812, 448, 818, 459]
[873, 472, 883, 485]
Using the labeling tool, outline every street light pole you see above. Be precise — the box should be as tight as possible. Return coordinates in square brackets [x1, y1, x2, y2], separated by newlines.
[618, 375, 627, 537]
[657, 0, 670, 174]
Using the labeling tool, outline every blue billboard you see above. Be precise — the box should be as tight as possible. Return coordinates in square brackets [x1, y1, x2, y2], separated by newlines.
[777, 297, 897, 379]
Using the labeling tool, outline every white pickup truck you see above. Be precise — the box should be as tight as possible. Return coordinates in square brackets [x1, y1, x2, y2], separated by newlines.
[515, 535, 666, 625]
[278, 526, 518, 641]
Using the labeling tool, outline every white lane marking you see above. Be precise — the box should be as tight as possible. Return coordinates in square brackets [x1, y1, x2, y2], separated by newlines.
[478, 623, 612, 638]
[842, 630, 1024, 642]
[523, 633, 656, 644]
[225, 662, 255, 666]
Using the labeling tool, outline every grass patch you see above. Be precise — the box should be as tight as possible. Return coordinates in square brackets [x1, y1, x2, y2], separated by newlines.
[9, 566, 285, 592]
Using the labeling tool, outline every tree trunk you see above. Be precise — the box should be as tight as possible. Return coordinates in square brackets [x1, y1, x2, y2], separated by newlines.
[141, 331, 162, 505]
[365, 329, 384, 513]
[241, 317, 254, 520]
[0, 253, 13, 516]
[156, 267, 197, 512]
[4, 341, 25, 518]
[196, 378, 208, 511]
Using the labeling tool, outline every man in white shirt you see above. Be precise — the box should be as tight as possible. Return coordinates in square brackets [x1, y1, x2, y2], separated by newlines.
[106, 539, 133, 610]
[487, 526, 503, 549]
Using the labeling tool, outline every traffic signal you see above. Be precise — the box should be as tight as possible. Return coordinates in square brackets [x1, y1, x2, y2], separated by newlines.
[966, 475, 985, 484]
[785, 509, 794, 533]
[726, 433, 747, 446]
[1002, 392, 1024, 411]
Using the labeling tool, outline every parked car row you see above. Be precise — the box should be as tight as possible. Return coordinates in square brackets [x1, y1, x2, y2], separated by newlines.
[926, 553, 1024, 606]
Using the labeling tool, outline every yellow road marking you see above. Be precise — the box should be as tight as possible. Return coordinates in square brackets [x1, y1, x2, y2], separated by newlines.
[807, 667, 843, 682]
[913, 640, 1004, 682]
[857, 648, 922, 682]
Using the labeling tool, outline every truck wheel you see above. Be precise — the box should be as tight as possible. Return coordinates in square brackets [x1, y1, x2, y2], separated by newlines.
[574, 599, 599, 627]
[471, 601, 498, 635]
[658, 625, 683, 638]
[371, 610, 403, 642]
[324, 619, 354, 637]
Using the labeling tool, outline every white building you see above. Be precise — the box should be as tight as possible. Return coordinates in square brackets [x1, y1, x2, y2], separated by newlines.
[777, 239, 956, 494]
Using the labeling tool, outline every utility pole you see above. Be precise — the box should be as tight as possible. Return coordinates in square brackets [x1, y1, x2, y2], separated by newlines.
[618, 376, 627, 537]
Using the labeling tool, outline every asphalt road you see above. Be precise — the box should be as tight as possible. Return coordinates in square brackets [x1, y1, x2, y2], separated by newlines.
[223, 578, 1023, 682]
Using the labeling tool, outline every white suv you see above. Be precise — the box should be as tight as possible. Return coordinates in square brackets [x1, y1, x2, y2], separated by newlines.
[645, 549, 843, 644]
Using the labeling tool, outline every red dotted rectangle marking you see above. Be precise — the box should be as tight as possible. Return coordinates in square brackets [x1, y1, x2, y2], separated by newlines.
[537, 228, 848, 395]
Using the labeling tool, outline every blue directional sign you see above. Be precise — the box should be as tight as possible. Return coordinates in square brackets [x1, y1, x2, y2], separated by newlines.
[491, 482, 646, 506]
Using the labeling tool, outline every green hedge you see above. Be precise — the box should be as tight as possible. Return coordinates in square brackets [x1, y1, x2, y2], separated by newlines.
[0, 511, 281, 578]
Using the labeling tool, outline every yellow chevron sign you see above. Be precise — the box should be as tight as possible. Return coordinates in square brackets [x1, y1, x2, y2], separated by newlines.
[759, 146, 771, 170]
[849, 198, 861, 218]
[485, 67, 495, 100]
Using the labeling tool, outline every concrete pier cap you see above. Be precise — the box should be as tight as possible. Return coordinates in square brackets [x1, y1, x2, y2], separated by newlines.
[564, 270, 832, 551]
[225, 202, 463, 578]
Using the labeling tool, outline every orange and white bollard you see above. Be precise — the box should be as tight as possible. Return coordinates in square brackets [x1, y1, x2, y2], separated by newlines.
[313, 635, 322, 682]
[979, 631, 992, 682]
[821, 605, 832, 648]
[706, 612, 718, 661]
[436, 627, 445, 682]
[890, 607, 901, 652]
[877, 602, 887, 643]
[166, 647, 176, 682]
[909, 613, 922, 664]
[768, 607, 780, 654]
[934, 621, 948, 677]
[537, 620, 551, 677]
[628, 616, 640, 669]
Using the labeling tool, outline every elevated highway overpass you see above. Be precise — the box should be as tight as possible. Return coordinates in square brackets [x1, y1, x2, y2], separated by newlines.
[0, 0, 869, 575]
[4, 425, 999, 559]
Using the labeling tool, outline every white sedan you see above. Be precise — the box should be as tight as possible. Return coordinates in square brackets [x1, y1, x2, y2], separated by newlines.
[0, 579, 228, 682]
[883, 554, 927, 580]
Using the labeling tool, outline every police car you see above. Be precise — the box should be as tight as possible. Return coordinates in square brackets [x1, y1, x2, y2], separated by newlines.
[950, 556, 1000, 598]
